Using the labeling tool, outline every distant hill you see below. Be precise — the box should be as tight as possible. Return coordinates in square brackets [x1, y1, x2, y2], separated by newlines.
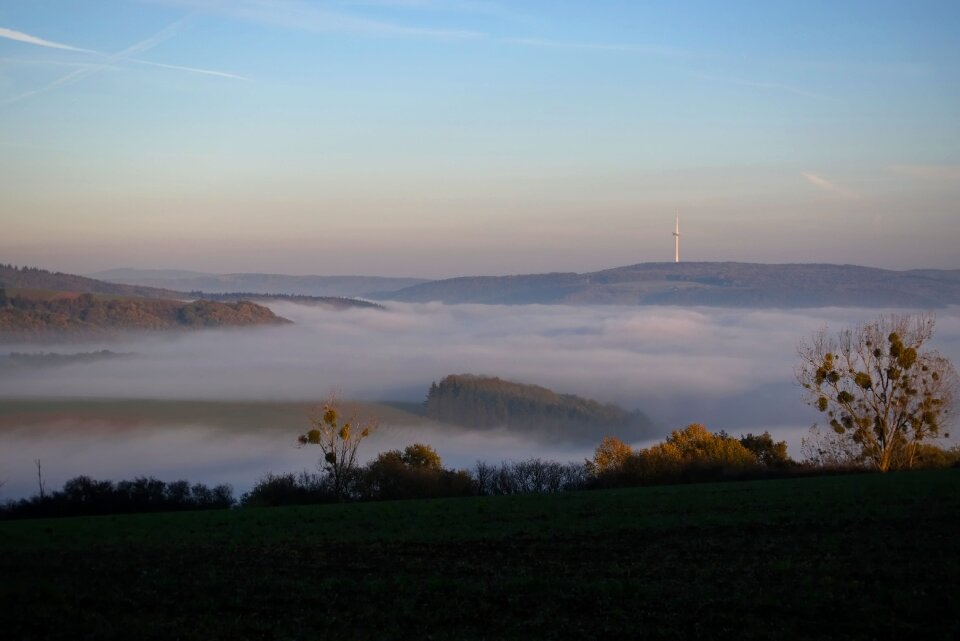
[0, 264, 185, 299]
[375, 262, 960, 308]
[91, 268, 431, 298]
[0, 291, 291, 336]
[0, 264, 380, 311]
[424, 374, 652, 443]
[193, 292, 384, 310]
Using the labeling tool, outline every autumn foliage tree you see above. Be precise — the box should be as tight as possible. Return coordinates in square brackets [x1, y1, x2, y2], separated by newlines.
[738, 432, 792, 468]
[587, 436, 634, 475]
[641, 424, 759, 478]
[797, 313, 957, 471]
[362, 443, 474, 500]
[298, 400, 378, 499]
[588, 424, 781, 486]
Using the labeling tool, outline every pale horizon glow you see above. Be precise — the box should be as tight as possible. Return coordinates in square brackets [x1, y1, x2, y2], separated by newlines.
[1, 1, 958, 276]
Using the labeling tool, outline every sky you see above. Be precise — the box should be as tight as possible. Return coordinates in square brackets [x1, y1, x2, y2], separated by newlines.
[1, 1, 958, 278]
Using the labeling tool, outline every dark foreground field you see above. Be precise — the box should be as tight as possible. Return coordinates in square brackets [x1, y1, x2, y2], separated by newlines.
[3, 470, 959, 640]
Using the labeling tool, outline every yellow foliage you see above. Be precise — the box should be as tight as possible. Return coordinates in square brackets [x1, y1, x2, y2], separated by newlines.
[592, 436, 633, 473]
[642, 423, 757, 469]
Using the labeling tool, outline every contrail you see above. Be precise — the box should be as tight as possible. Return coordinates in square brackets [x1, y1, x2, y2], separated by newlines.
[1, 19, 190, 106]
[506, 36, 689, 57]
[128, 58, 250, 81]
[0, 26, 98, 54]
[0, 19, 248, 106]
[802, 172, 861, 200]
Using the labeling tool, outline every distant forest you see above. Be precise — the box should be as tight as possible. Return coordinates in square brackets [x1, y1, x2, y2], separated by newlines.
[424, 374, 652, 442]
[0, 290, 290, 333]
[2, 350, 131, 370]
[378, 262, 960, 307]
[192, 291, 383, 310]
[0, 263, 182, 299]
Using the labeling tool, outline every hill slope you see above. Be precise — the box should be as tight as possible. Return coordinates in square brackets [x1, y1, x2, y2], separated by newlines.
[376, 262, 960, 307]
[424, 374, 652, 442]
[194, 292, 384, 310]
[91, 268, 431, 297]
[0, 291, 290, 334]
[1, 264, 380, 310]
[0, 264, 185, 299]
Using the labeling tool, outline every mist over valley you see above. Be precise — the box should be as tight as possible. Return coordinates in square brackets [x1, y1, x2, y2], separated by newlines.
[3, 298, 958, 500]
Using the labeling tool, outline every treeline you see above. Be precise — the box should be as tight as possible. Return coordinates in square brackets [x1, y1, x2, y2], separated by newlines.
[244, 428, 797, 507]
[7, 426, 958, 519]
[0, 476, 235, 520]
[587, 425, 793, 487]
[0, 264, 180, 299]
[0, 291, 290, 332]
[242, 444, 474, 506]
[242, 457, 589, 506]
[245, 425, 960, 507]
[473, 459, 587, 495]
[424, 374, 651, 441]
[191, 291, 384, 310]
[586, 424, 960, 488]
[3, 350, 131, 369]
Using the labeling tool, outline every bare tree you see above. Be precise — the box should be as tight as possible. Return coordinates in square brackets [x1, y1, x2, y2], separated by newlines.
[35, 459, 46, 499]
[298, 399, 378, 499]
[800, 424, 864, 468]
[797, 313, 957, 471]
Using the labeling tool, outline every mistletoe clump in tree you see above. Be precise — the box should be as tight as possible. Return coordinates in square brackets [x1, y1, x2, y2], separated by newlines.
[797, 313, 957, 471]
[298, 400, 377, 499]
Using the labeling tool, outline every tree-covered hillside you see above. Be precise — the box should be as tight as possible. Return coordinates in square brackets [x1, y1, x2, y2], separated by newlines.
[0, 264, 183, 299]
[0, 291, 290, 334]
[193, 291, 383, 310]
[378, 262, 960, 307]
[424, 374, 652, 442]
[92, 268, 430, 297]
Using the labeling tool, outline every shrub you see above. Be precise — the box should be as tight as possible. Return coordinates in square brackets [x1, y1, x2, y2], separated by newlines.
[240, 471, 334, 507]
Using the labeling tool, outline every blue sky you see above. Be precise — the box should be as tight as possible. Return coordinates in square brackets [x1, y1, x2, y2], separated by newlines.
[1, 1, 958, 277]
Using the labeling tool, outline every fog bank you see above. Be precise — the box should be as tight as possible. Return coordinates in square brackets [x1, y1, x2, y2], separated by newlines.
[2, 303, 958, 499]
[4, 303, 958, 427]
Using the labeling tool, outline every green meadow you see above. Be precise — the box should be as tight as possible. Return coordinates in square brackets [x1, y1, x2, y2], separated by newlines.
[3, 469, 958, 640]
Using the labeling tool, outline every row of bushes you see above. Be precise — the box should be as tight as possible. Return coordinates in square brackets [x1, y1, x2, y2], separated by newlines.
[0, 476, 235, 520]
[586, 425, 794, 488]
[474, 459, 587, 495]
[240, 456, 590, 507]
[587, 424, 960, 489]
[6, 427, 959, 517]
[241, 444, 476, 506]
[242, 428, 797, 506]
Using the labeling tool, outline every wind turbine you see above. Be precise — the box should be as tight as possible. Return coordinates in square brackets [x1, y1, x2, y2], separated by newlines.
[673, 214, 680, 263]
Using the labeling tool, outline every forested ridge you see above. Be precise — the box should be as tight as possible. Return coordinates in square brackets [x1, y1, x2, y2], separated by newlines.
[424, 374, 652, 441]
[0, 263, 182, 299]
[379, 261, 960, 307]
[193, 291, 383, 309]
[0, 291, 290, 333]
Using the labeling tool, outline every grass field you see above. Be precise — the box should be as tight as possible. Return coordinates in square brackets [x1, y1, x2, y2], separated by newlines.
[3, 469, 959, 640]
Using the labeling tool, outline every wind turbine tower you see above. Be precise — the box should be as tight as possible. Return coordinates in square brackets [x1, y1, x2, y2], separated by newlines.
[673, 214, 680, 263]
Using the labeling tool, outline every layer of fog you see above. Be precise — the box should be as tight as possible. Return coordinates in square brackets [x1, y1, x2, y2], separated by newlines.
[0, 422, 593, 501]
[2, 303, 958, 499]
